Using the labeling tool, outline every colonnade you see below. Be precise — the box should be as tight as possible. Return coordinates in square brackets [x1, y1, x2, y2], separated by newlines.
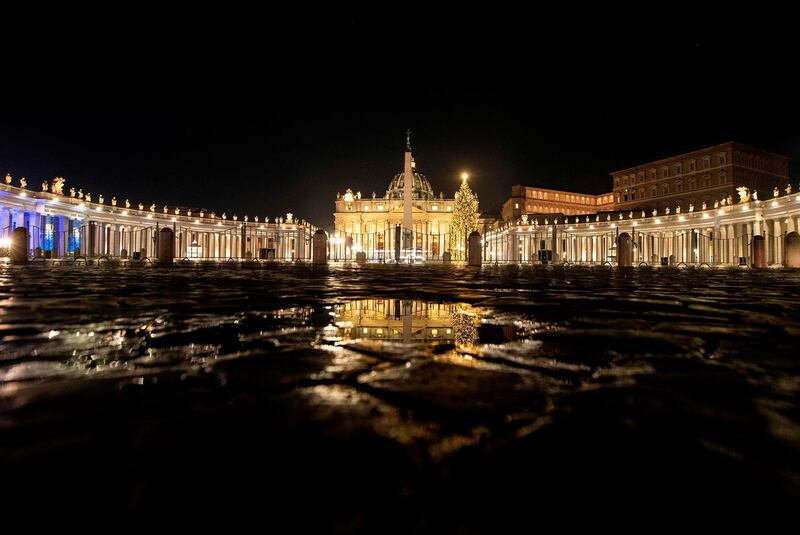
[484, 194, 800, 267]
[0, 184, 317, 261]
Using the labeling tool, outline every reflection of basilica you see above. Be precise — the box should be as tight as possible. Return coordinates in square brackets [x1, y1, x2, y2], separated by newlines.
[333, 299, 478, 345]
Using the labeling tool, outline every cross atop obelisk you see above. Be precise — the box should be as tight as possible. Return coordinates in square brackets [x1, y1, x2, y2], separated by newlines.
[405, 129, 412, 151]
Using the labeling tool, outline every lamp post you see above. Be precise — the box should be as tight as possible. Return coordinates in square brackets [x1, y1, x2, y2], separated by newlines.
[332, 235, 340, 261]
[461, 172, 469, 261]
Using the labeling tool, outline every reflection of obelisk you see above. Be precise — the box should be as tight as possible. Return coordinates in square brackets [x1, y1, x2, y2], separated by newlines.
[403, 130, 413, 259]
[402, 299, 412, 344]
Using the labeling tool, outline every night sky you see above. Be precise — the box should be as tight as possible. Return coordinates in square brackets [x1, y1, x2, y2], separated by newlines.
[2, 12, 797, 229]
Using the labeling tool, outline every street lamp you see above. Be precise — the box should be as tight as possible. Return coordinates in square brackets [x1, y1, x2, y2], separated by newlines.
[461, 172, 469, 261]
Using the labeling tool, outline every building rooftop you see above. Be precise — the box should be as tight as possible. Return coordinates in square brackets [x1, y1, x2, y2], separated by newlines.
[611, 141, 791, 175]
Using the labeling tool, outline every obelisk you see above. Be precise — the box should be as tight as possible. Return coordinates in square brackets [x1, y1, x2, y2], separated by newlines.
[403, 130, 413, 259]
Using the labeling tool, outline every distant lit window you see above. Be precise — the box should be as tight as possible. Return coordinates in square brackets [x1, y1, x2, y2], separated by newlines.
[514, 203, 519, 209]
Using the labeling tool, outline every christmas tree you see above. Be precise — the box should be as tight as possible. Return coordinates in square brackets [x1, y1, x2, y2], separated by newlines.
[448, 175, 479, 261]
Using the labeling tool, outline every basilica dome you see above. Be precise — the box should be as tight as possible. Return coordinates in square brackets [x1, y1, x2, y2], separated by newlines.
[384, 158, 435, 200]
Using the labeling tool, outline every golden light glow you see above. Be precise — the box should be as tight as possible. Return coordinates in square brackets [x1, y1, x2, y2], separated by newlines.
[460, 172, 469, 181]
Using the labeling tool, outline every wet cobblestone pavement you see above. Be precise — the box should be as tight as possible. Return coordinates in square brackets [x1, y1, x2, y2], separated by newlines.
[2, 263, 800, 530]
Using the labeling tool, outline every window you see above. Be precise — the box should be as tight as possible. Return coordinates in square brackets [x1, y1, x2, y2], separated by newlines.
[702, 157, 710, 169]
[718, 152, 727, 165]
[514, 203, 519, 209]
[689, 160, 696, 171]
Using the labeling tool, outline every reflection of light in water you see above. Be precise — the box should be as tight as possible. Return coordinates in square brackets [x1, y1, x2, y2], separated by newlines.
[332, 299, 480, 344]
[452, 307, 478, 347]
[322, 324, 341, 342]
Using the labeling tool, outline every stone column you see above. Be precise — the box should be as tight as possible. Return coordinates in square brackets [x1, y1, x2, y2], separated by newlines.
[508, 230, 517, 263]
[727, 224, 735, 264]
[11, 227, 28, 263]
[617, 232, 632, 267]
[752, 235, 766, 268]
[313, 229, 327, 264]
[468, 231, 482, 267]
[785, 231, 800, 268]
[158, 227, 174, 265]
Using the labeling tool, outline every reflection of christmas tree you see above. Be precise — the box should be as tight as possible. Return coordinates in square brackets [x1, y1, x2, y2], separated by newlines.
[452, 307, 478, 347]
[448, 177, 479, 261]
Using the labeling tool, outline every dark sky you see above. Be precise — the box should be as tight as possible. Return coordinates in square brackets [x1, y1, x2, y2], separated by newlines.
[2, 11, 798, 228]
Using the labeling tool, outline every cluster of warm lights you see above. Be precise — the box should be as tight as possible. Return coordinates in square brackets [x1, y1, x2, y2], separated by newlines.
[511, 183, 797, 233]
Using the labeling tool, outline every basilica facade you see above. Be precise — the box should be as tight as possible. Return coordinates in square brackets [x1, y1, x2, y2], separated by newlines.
[332, 144, 474, 262]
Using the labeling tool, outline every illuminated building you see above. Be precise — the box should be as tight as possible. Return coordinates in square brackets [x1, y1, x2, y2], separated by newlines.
[0, 178, 317, 260]
[332, 136, 478, 261]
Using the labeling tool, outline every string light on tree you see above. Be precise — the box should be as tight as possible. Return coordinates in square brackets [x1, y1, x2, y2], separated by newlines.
[449, 171, 479, 261]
